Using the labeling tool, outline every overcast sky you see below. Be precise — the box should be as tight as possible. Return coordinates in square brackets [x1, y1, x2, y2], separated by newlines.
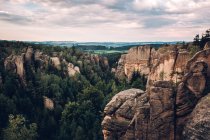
[0, 0, 209, 42]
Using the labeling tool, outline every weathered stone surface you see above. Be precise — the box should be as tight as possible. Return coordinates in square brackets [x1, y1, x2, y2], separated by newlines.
[103, 45, 210, 140]
[176, 61, 208, 139]
[43, 96, 54, 110]
[149, 81, 175, 140]
[183, 93, 210, 140]
[25, 46, 33, 63]
[185, 48, 210, 77]
[67, 63, 80, 77]
[115, 54, 126, 80]
[50, 57, 61, 69]
[102, 88, 149, 140]
[4, 54, 25, 79]
[149, 48, 191, 84]
[115, 46, 153, 80]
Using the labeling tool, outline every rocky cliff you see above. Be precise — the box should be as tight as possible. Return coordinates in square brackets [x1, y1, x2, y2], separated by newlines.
[103, 42, 210, 140]
[115, 45, 191, 83]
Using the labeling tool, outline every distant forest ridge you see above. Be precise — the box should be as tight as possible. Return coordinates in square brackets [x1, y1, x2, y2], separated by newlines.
[30, 41, 182, 48]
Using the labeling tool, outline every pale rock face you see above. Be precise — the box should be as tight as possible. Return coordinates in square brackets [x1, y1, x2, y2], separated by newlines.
[67, 63, 80, 77]
[25, 47, 33, 63]
[50, 57, 61, 69]
[185, 48, 210, 77]
[102, 88, 149, 140]
[43, 96, 54, 110]
[15, 55, 25, 78]
[4, 55, 25, 79]
[183, 93, 210, 140]
[115, 46, 152, 80]
[102, 45, 210, 140]
[149, 49, 191, 84]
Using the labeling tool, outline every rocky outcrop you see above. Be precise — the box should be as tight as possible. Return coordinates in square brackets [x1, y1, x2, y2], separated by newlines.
[4, 47, 82, 81]
[67, 63, 80, 77]
[102, 81, 175, 140]
[115, 45, 191, 83]
[149, 81, 175, 140]
[115, 54, 126, 79]
[116, 46, 152, 80]
[148, 48, 191, 85]
[176, 60, 208, 139]
[50, 57, 61, 69]
[25, 47, 33, 63]
[102, 88, 148, 140]
[103, 43, 210, 140]
[183, 93, 210, 140]
[43, 96, 54, 110]
[4, 54, 25, 79]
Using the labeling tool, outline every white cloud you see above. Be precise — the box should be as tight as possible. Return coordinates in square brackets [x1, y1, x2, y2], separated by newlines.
[0, 0, 209, 41]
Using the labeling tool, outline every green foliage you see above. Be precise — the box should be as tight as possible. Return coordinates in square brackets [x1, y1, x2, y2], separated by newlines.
[0, 41, 147, 140]
[3, 114, 38, 140]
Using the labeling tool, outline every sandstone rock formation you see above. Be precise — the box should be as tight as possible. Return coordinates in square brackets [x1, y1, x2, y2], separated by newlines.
[115, 45, 191, 83]
[50, 57, 61, 69]
[103, 43, 210, 140]
[102, 81, 175, 140]
[183, 93, 210, 140]
[43, 96, 54, 110]
[67, 63, 80, 77]
[4, 54, 25, 79]
[102, 88, 148, 140]
[25, 47, 33, 63]
[115, 46, 153, 80]
[149, 81, 175, 140]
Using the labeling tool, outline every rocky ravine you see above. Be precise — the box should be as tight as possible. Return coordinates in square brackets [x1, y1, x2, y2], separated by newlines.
[102, 42, 210, 140]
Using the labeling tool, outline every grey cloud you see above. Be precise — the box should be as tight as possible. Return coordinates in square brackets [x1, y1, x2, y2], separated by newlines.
[0, 12, 32, 25]
[143, 17, 176, 28]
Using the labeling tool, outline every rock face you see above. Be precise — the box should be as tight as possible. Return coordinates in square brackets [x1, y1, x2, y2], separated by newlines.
[116, 46, 152, 80]
[149, 81, 175, 140]
[102, 88, 148, 140]
[50, 57, 61, 69]
[67, 63, 80, 77]
[4, 47, 82, 82]
[43, 96, 54, 110]
[148, 48, 191, 85]
[183, 93, 210, 140]
[4, 54, 25, 79]
[175, 60, 208, 139]
[102, 81, 175, 140]
[115, 45, 191, 83]
[103, 43, 210, 140]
